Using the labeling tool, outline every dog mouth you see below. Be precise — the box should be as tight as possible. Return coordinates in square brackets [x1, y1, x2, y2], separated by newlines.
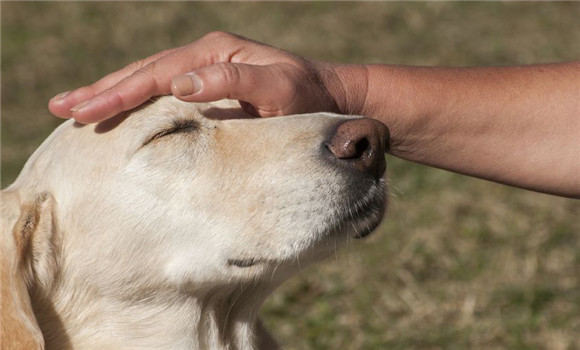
[339, 204, 384, 239]
[227, 181, 386, 269]
[228, 201, 385, 269]
[334, 185, 386, 239]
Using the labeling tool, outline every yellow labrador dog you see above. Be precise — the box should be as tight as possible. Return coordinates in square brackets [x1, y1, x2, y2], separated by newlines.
[1, 97, 389, 349]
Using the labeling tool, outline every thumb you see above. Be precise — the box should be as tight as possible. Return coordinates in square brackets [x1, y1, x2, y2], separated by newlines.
[170, 62, 296, 117]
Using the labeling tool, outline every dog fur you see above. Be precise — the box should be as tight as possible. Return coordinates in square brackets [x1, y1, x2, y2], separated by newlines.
[1, 97, 386, 349]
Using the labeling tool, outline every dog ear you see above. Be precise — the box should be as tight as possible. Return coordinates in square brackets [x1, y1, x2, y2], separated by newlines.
[1, 191, 58, 350]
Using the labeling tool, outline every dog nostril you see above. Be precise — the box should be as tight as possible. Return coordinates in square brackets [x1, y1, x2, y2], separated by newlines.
[327, 136, 370, 160]
[326, 118, 389, 177]
[354, 138, 370, 159]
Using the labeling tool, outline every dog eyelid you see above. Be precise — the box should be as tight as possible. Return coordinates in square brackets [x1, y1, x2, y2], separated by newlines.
[142, 120, 200, 146]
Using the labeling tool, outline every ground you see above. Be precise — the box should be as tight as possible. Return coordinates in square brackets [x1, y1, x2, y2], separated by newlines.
[2, 2, 579, 349]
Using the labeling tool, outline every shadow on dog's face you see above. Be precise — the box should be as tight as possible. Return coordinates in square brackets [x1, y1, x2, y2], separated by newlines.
[11, 97, 387, 293]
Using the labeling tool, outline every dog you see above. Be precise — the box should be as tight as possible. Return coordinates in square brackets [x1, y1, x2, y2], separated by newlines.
[1, 97, 389, 349]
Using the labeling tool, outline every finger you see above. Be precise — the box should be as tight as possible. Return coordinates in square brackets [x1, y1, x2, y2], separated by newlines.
[70, 47, 219, 124]
[93, 47, 184, 91]
[67, 37, 245, 123]
[70, 65, 169, 123]
[61, 32, 265, 123]
[48, 86, 102, 119]
[49, 47, 181, 119]
[171, 62, 296, 117]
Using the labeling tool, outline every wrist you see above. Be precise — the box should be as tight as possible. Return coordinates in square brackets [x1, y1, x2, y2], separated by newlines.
[318, 62, 369, 116]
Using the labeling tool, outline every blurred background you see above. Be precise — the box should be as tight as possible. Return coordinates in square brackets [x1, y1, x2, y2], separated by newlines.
[2, 2, 580, 349]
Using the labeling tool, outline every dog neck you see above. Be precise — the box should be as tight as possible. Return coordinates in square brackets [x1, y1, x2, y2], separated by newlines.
[33, 281, 279, 350]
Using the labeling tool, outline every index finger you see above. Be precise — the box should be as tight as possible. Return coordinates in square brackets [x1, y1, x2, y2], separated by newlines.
[49, 47, 182, 119]
[68, 33, 250, 123]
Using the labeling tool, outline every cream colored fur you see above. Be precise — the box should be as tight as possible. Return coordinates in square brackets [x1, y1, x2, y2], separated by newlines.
[1, 97, 386, 349]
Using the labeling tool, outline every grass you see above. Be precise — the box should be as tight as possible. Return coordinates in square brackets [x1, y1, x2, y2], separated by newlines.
[2, 2, 580, 349]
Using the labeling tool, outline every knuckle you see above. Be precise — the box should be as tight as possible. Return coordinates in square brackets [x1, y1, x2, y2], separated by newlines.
[280, 79, 298, 100]
[98, 88, 126, 112]
[156, 48, 174, 58]
[203, 31, 236, 43]
[126, 59, 148, 72]
[134, 60, 157, 76]
[111, 91, 126, 111]
[215, 62, 241, 85]
[128, 62, 160, 95]
[278, 67, 300, 93]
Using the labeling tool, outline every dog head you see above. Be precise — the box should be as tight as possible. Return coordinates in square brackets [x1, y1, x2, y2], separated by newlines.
[1, 97, 389, 347]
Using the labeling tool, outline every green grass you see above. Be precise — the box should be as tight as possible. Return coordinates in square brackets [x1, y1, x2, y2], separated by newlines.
[2, 2, 580, 349]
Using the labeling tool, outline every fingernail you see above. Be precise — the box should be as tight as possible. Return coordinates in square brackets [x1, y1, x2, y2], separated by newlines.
[172, 73, 202, 96]
[51, 91, 71, 101]
[70, 100, 91, 113]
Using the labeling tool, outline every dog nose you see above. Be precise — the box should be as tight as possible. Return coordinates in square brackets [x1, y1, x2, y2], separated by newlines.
[326, 118, 390, 179]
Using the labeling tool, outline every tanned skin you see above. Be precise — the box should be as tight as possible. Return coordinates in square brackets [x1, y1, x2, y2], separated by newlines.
[49, 32, 580, 198]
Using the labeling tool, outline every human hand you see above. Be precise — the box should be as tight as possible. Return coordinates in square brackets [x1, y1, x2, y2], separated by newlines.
[49, 31, 366, 124]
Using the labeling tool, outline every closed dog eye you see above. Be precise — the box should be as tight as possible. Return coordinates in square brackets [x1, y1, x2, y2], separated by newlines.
[142, 120, 200, 146]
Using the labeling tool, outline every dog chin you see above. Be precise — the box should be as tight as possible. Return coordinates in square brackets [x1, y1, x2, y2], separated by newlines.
[346, 197, 386, 239]
[333, 182, 387, 239]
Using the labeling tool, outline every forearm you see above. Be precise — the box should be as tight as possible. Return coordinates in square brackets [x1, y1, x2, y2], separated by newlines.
[332, 62, 580, 198]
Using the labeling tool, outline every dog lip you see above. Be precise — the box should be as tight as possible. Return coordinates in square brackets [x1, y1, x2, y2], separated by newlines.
[352, 225, 376, 239]
[341, 193, 385, 239]
[348, 212, 383, 239]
